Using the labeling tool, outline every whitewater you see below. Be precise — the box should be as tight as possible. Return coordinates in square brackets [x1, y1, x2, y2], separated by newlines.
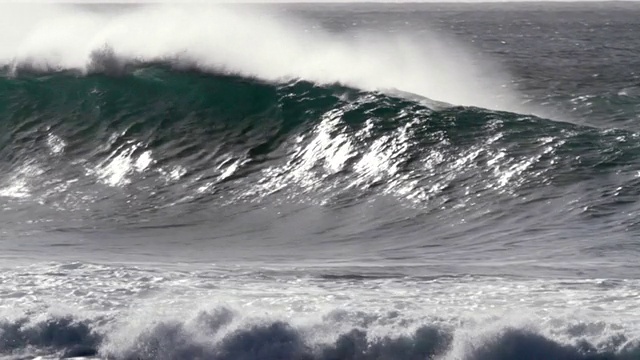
[1, 2, 640, 359]
[0, 3, 526, 112]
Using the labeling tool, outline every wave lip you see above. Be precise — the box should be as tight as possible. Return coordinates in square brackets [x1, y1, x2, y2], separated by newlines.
[0, 3, 524, 112]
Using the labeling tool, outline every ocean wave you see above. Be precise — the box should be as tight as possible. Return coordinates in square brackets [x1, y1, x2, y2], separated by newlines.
[1, 262, 639, 359]
[0, 67, 638, 200]
[1, 311, 638, 360]
[0, 3, 521, 113]
[2, 4, 640, 359]
[0, 316, 100, 359]
[0, 67, 639, 254]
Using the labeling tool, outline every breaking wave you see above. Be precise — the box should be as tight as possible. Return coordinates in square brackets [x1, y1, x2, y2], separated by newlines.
[1, 310, 639, 360]
[1, 67, 639, 237]
[0, 3, 520, 112]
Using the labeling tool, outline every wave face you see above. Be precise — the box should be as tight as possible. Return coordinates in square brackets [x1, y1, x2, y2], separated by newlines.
[1, 66, 639, 275]
[0, 64, 639, 276]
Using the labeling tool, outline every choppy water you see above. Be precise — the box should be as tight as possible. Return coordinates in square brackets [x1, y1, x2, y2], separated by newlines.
[1, 2, 639, 359]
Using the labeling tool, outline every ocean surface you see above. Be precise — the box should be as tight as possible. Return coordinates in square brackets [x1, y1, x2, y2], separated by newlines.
[1, 2, 640, 359]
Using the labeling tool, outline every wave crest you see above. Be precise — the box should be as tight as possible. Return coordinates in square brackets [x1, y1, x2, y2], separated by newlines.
[1, 311, 638, 360]
[0, 3, 522, 112]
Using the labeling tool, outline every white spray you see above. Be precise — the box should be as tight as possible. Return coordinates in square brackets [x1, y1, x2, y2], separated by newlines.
[0, 3, 526, 112]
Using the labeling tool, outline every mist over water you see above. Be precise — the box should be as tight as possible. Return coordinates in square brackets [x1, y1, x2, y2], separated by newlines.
[1, 2, 640, 359]
[0, 3, 524, 112]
